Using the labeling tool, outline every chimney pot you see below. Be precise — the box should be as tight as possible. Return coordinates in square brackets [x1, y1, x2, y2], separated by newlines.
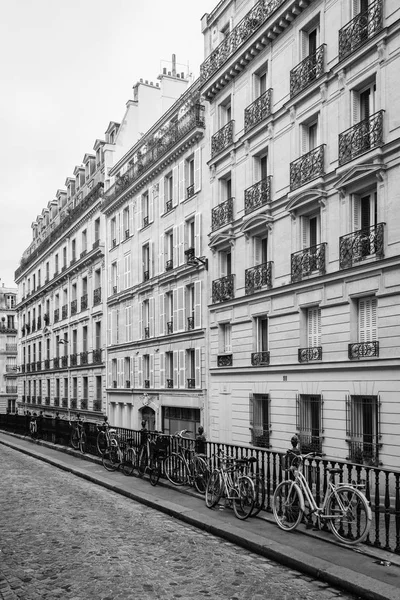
[163, 67, 167, 74]
[140, 78, 143, 83]
[181, 72, 184, 78]
[145, 80, 148, 84]
[168, 71, 171, 76]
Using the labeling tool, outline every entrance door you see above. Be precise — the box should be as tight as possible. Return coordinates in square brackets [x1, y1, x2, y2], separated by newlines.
[140, 406, 156, 431]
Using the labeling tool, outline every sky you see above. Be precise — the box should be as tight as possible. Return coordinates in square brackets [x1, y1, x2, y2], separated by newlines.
[0, 0, 217, 289]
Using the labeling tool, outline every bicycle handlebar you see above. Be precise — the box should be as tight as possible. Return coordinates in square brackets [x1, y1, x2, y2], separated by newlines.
[172, 429, 193, 438]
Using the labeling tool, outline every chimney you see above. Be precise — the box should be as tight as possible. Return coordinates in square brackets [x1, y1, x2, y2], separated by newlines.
[163, 67, 167, 74]
[172, 53, 176, 77]
[181, 72, 184, 79]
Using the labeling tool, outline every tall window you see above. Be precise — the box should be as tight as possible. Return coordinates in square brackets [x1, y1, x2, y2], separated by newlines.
[249, 394, 270, 448]
[166, 352, 174, 388]
[221, 323, 232, 354]
[186, 349, 196, 388]
[307, 307, 321, 348]
[220, 96, 232, 126]
[219, 249, 232, 277]
[297, 394, 322, 453]
[143, 355, 150, 387]
[358, 297, 377, 343]
[82, 229, 87, 254]
[256, 317, 268, 353]
[124, 357, 131, 387]
[83, 376, 88, 400]
[123, 206, 130, 238]
[347, 395, 380, 465]
[111, 217, 117, 246]
[142, 243, 150, 281]
[142, 191, 149, 227]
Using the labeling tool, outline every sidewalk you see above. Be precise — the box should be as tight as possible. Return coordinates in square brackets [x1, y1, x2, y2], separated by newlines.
[1, 431, 399, 600]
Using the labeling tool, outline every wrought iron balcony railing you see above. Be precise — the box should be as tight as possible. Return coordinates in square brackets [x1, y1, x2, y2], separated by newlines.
[37, 317, 41, 330]
[338, 111, 384, 166]
[31, 397, 36, 404]
[69, 398, 77, 409]
[339, 0, 383, 61]
[251, 427, 270, 449]
[125, 229, 130, 239]
[339, 223, 384, 269]
[167, 321, 173, 334]
[348, 341, 379, 359]
[347, 440, 380, 466]
[37, 396, 42, 405]
[187, 378, 195, 389]
[251, 351, 270, 366]
[298, 434, 323, 455]
[244, 176, 271, 215]
[61, 356, 68, 368]
[298, 346, 322, 363]
[187, 316, 194, 330]
[44, 359, 50, 370]
[166, 379, 174, 389]
[54, 308, 59, 323]
[71, 299, 77, 316]
[212, 274, 235, 304]
[245, 262, 272, 295]
[54, 397, 60, 407]
[165, 259, 173, 271]
[200, 0, 285, 83]
[36, 361, 42, 371]
[144, 327, 150, 339]
[143, 270, 149, 282]
[93, 400, 102, 412]
[211, 197, 234, 232]
[53, 357, 60, 369]
[244, 89, 272, 133]
[144, 380, 150, 389]
[290, 45, 326, 98]
[93, 287, 101, 305]
[6, 344, 17, 353]
[70, 353, 78, 367]
[45, 397, 50, 406]
[187, 184, 195, 199]
[30, 362, 36, 372]
[81, 398, 88, 410]
[291, 243, 326, 283]
[290, 145, 325, 191]
[81, 293, 88, 311]
[80, 351, 88, 365]
[93, 349, 102, 364]
[143, 216, 149, 228]
[62, 397, 68, 408]
[211, 121, 234, 158]
[6, 386, 18, 394]
[217, 354, 233, 367]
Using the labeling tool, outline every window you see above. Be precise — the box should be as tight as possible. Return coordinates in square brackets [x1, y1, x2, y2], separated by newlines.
[142, 300, 150, 339]
[111, 262, 118, 294]
[142, 243, 151, 281]
[165, 230, 174, 271]
[111, 217, 117, 247]
[219, 249, 232, 277]
[165, 172, 174, 211]
[249, 394, 270, 448]
[82, 376, 88, 400]
[123, 206, 130, 238]
[301, 118, 319, 154]
[301, 19, 319, 60]
[162, 407, 200, 437]
[165, 292, 173, 334]
[307, 307, 321, 347]
[124, 357, 131, 388]
[62, 247, 67, 268]
[186, 349, 196, 388]
[297, 394, 323, 453]
[222, 174, 232, 200]
[71, 239, 76, 261]
[253, 236, 268, 266]
[256, 317, 268, 352]
[46, 262, 50, 281]
[143, 354, 150, 387]
[221, 323, 232, 354]
[220, 96, 232, 126]
[142, 191, 150, 227]
[94, 218, 100, 242]
[72, 377, 78, 400]
[353, 190, 377, 234]
[166, 352, 174, 388]
[186, 156, 195, 196]
[358, 297, 377, 343]
[82, 230, 87, 254]
[55, 254, 59, 274]
[95, 321, 101, 350]
[354, 82, 376, 125]
[82, 326, 88, 352]
[346, 395, 380, 465]
[111, 359, 117, 387]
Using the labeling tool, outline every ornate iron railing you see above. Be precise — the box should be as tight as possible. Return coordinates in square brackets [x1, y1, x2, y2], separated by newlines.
[200, 0, 285, 83]
[298, 346, 322, 363]
[348, 341, 379, 359]
[165, 259, 173, 271]
[245, 262, 272, 295]
[93, 287, 101, 305]
[93, 349, 102, 364]
[53, 357, 59, 369]
[81, 294, 88, 311]
[290, 45, 326, 98]
[44, 359, 50, 370]
[251, 351, 270, 366]
[217, 354, 233, 367]
[61, 356, 68, 368]
[290, 145, 325, 191]
[244, 176, 271, 214]
[166, 379, 174, 389]
[291, 243, 326, 283]
[70, 353, 78, 367]
[339, 223, 384, 269]
[211, 197, 234, 232]
[45, 397, 50, 406]
[187, 184, 194, 199]
[80, 351, 88, 365]
[81, 399, 88, 410]
[36, 361, 42, 371]
[347, 440, 380, 466]
[338, 111, 384, 166]
[187, 378, 195, 388]
[54, 397, 60, 407]
[62, 397, 68, 408]
[187, 316, 194, 330]
[339, 0, 383, 61]
[212, 274, 235, 304]
[211, 120, 234, 158]
[244, 89, 272, 133]
[93, 400, 102, 412]
[71, 299, 77, 316]
[167, 321, 173, 334]
[144, 380, 150, 389]
[6, 344, 17, 353]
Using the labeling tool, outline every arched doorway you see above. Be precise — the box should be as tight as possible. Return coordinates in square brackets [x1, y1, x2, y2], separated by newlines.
[140, 406, 156, 431]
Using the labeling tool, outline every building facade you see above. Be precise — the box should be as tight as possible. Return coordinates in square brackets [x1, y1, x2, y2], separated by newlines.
[0, 284, 18, 413]
[200, 0, 400, 468]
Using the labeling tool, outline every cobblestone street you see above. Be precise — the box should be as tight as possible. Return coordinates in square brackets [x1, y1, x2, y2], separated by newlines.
[0, 445, 360, 600]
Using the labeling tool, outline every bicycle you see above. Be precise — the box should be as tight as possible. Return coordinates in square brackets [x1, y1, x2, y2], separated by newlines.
[96, 421, 113, 455]
[102, 434, 138, 476]
[138, 431, 168, 486]
[205, 453, 255, 520]
[29, 415, 38, 439]
[272, 451, 372, 545]
[236, 457, 266, 518]
[164, 430, 210, 494]
[70, 415, 87, 454]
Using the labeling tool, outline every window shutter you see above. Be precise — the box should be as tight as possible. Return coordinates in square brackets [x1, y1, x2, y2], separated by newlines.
[353, 195, 361, 231]
[149, 241, 154, 277]
[352, 0, 360, 18]
[124, 254, 131, 289]
[108, 359, 113, 388]
[129, 202, 134, 235]
[138, 356, 143, 388]
[116, 259, 120, 292]
[352, 91, 360, 125]
[173, 166, 179, 207]
[150, 354, 154, 387]
[194, 280, 202, 329]
[149, 191, 154, 223]
[307, 307, 321, 347]
[159, 177, 165, 215]
[159, 234, 164, 274]
[179, 349, 185, 389]
[194, 213, 201, 257]
[119, 303, 126, 345]
[177, 286, 185, 332]
[249, 393, 254, 428]
[107, 310, 112, 346]
[254, 236, 262, 265]
[195, 348, 201, 389]
[359, 297, 377, 342]
[302, 216, 309, 248]
[173, 289, 178, 333]
[194, 148, 201, 192]
[160, 352, 165, 388]
[301, 124, 308, 155]
[159, 293, 165, 336]
[118, 358, 123, 388]
[126, 305, 132, 342]
[173, 350, 179, 388]
[178, 160, 185, 202]
[138, 302, 143, 340]
[111, 309, 117, 345]
[178, 223, 185, 266]
[137, 196, 142, 231]
[301, 29, 308, 60]
[149, 297, 155, 337]
[130, 357, 135, 389]
[173, 226, 178, 268]
[108, 265, 111, 297]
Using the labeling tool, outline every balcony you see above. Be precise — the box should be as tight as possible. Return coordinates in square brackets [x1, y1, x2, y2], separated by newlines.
[166, 321, 173, 335]
[80, 351, 89, 365]
[165, 199, 173, 213]
[61, 356, 68, 368]
[125, 380, 131, 388]
[93, 287, 101, 306]
[45, 397, 50, 406]
[298, 346, 322, 363]
[244, 89, 272, 133]
[211, 121, 234, 158]
[80, 249, 87, 259]
[290, 145, 325, 191]
[62, 397, 68, 408]
[81, 398, 88, 410]
[144, 380, 150, 389]
[143, 216, 149, 228]
[348, 341, 379, 360]
[92, 348, 102, 364]
[93, 399, 102, 412]
[211, 197, 234, 232]
[44, 359, 50, 370]
[112, 285, 117, 295]
[187, 378, 195, 389]
[217, 354, 233, 367]
[81, 293, 88, 311]
[291, 243, 326, 283]
[6, 386, 18, 394]
[6, 344, 17, 353]
[338, 111, 384, 166]
[166, 379, 173, 389]
[54, 308, 59, 323]
[53, 357, 60, 369]
[339, 223, 384, 269]
[290, 45, 326, 98]
[37, 396, 42, 406]
[54, 397, 60, 407]
[31, 397, 36, 405]
[165, 259, 173, 272]
[251, 427, 270, 449]
[36, 361, 42, 371]
[26, 363, 31, 373]
[71, 299, 77, 316]
[245, 262, 272, 295]
[30, 362, 36, 372]
[339, 0, 383, 61]
[212, 274, 235, 304]
[244, 176, 271, 215]
[251, 351, 270, 366]
[187, 316, 194, 331]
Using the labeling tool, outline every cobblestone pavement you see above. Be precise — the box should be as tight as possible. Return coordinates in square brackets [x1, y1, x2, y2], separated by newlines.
[0, 445, 361, 600]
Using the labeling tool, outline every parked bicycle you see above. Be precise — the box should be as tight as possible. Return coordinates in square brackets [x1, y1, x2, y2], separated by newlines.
[164, 429, 210, 494]
[205, 453, 255, 520]
[29, 414, 38, 439]
[70, 414, 86, 454]
[273, 451, 372, 544]
[96, 419, 113, 455]
[102, 433, 138, 476]
[235, 457, 266, 517]
[138, 431, 168, 486]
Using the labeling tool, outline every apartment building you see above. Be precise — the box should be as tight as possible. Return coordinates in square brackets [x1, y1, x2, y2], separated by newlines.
[15, 144, 107, 417]
[102, 74, 209, 433]
[200, 0, 400, 468]
[0, 284, 18, 413]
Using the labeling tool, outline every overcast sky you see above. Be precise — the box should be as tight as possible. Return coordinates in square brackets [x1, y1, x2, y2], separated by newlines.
[0, 0, 217, 288]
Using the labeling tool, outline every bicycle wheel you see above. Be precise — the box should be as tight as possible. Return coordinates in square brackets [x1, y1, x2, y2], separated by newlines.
[79, 431, 87, 454]
[205, 470, 223, 508]
[273, 480, 303, 531]
[326, 486, 371, 545]
[193, 456, 210, 495]
[122, 448, 137, 476]
[164, 454, 187, 485]
[102, 446, 119, 471]
[138, 447, 148, 477]
[70, 429, 79, 450]
[233, 475, 255, 520]
[250, 474, 266, 517]
[97, 431, 108, 455]
[149, 458, 161, 486]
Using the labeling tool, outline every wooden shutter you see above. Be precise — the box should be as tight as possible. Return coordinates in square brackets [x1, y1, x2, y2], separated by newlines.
[173, 226, 178, 268]
[194, 213, 201, 257]
[173, 350, 179, 388]
[137, 196, 142, 231]
[353, 195, 361, 231]
[178, 160, 185, 202]
[173, 166, 179, 207]
[137, 356, 143, 388]
[107, 310, 112, 346]
[359, 297, 377, 342]
[150, 354, 154, 387]
[352, 90, 360, 125]
[149, 241, 154, 277]
[179, 349, 185, 389]
[138, 302, 143, 340]
[108, 359, 113, 388]
[254, 236, 262, 265]
[129, 201, 134, 235]
[178, 223, 185, 266]
[159, 177, 165, 216]
[126, 305, 132, 342]
[160, 353, 165, 388]
[177, 286, 185, 332]
[194, 280, 202, 329]
[148, 190, 154, 223]
[195, 348, 201, 389]
[159, 293, 165, 336]
[149, 297, 155, 338]
[307, 307, 321, 347]
[194, 148, 201, 192]
[124, 254, 131, 289]
[159, 234, 165, 273]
